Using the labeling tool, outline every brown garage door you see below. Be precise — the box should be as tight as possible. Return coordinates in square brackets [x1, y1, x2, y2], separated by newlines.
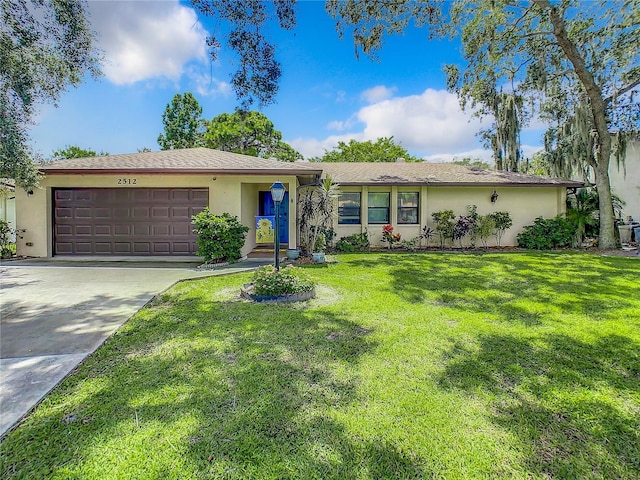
[53, 188, 208, 256]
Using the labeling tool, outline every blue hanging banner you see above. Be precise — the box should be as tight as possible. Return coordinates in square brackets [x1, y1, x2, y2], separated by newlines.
[255, 216, 275, 243]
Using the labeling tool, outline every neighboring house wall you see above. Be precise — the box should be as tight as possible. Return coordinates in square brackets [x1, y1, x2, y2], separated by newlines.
[609, 139, 640, 222]
[16, 173, 300, 258]
[334, 185, 566, 247]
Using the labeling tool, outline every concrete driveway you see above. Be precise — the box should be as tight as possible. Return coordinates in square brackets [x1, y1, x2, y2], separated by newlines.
[0, 258, 267, 438]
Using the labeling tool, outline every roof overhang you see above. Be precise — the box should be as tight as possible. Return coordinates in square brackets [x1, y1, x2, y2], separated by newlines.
[40, 168, 324, 176]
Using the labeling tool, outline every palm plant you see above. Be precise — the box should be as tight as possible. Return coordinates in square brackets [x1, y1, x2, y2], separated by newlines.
[297, 176, 339, 256]
[566, 188, 599, 247]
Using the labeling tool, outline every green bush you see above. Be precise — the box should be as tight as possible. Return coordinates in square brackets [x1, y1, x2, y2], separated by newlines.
[0, 220, 15, 258]
[488, 211, 513, 247]
[431, 210, 455, 249]
[192, 209, 249, 263]
[251, 265, 316, 296]
[335, 231, 370, 253]
[517, 216, 575, 250]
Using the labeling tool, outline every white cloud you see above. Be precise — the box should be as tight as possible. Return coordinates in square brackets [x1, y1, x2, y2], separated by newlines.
[357, 88, 486, 152]
[187, 66, 232, 98]
[89, 1, 208, 85]
[361, 85, 396, 103]
[291, 87, 493, 159]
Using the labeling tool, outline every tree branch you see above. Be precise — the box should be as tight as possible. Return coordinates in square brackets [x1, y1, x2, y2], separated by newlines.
[604, 79, 640, 104]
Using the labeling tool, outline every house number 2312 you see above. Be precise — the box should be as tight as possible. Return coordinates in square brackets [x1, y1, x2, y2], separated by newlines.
[117, 178, 137, 185]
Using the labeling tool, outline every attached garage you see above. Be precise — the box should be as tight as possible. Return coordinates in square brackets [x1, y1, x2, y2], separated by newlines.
[53, 188, 208, 256]
[15, 148, 320, 258]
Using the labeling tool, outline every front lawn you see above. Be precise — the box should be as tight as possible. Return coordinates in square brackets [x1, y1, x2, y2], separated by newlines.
[2, 253, 639, 479]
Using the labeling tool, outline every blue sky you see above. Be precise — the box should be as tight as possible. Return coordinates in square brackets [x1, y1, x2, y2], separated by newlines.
[30, 0, 545, 162]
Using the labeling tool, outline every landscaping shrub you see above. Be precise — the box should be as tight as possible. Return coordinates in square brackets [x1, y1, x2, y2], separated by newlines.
[335, 231, 370, 252]
[381, 224, 401, 249]
[0, 220, 15, 258]
[251, 265, 315, 296]
[476, 215, 495, 248]
[432, 210, 455, 249]
[489, 211, 513, 247]
[517, 216, 575, 249]
[192, 209, 249, 263]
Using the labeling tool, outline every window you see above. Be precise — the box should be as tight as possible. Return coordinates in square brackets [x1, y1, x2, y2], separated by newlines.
[338, 193, 361, 224]
[398, 192, 419, 224]
[368, 192, 390, 224]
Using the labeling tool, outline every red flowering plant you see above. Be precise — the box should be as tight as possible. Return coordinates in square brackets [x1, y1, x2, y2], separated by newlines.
[381, 224, 401, 249]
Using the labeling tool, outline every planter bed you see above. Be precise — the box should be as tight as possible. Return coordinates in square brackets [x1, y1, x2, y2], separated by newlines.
[240, 284, 316, 303]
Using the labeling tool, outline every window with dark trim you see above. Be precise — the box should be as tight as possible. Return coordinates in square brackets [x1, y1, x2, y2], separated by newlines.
[338, 193, 361, 224]
[368, 192, 390, 224]
[397, 192, 419, 224]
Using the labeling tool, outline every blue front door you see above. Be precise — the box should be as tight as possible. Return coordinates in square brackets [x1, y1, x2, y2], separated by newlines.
[259, 191, 289, 243]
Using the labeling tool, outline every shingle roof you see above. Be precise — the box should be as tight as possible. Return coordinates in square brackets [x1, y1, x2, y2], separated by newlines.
[319, 162, 584, 187]
[41, 148, 322, 175]
[40, 148, 583, 187]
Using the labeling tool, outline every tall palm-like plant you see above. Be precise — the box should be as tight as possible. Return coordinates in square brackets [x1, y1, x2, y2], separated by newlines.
[297, 176, 338, 256]
[566, 188, 600, 247]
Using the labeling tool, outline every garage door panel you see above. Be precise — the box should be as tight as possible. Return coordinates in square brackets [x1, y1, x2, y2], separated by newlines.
[95, 243, 112, 253]
[114, 242, 132, 253]
[192, 190, 208, 202]
[133, 243, 151, 253]
[173, 224, 191, 236]
[75, 208, 92, 218]
[56, 225, 73, 235]
[152, 242, 170, 254]
[56, 207, 73, 218]
[94, 208, 111, 218]
[53, 188, 208, 256]
[75, 242, 93, 254]
[152, 207, 170, 219]
[172, 242, 191, 254]
[133, 207, 150, 218]
[152, 190, 171, 201]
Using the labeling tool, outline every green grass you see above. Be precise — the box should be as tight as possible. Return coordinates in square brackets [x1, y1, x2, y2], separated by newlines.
[2, 252, 639, 479]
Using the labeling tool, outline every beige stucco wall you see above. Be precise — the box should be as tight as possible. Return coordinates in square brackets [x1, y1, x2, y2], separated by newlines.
[15, 173, 299, 258]
[333, 185, 567, 247]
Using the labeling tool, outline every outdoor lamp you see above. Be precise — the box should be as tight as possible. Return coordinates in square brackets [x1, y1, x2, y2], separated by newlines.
[269, 181, 286, 270]
[270, 181, 286, 203]
[490, 190, 499, 203]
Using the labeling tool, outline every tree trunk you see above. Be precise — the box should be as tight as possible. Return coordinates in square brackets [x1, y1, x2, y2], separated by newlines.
[535, 0, 618, 249]
[594, 137, 618, 249]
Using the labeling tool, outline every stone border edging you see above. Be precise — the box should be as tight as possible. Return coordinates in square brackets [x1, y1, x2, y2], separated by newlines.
[240, 285, 316, 303]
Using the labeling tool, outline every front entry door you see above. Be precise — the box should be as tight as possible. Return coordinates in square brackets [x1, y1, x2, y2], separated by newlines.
[259, 191, 289, 243]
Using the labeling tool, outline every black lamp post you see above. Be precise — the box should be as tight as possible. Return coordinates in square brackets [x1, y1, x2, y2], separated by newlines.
[269, 181, 286, 270]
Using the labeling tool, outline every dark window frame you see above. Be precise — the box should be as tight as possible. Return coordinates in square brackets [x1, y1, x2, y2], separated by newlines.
[397, 192, 419, 224]
[338, 192, 361, 224]
[367, 192, 390, 224]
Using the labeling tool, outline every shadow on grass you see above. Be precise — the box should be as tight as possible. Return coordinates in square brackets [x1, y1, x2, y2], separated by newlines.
[346, 252, 640, 325]
[438, 332, 640, 478]
[0, 291, 425, 478]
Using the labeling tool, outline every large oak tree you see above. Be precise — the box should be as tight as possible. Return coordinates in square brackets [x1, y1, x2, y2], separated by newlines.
[1, 0, 101, 190]
[215, 0, 636, 249]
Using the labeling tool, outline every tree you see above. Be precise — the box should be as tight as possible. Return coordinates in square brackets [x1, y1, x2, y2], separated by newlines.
[315, 137, 421, 163]
[451, 157, 492, 170]
[442, 0, 639, 248]
[51, 145, 108, 160]
[327, 0, 639, 249]
[1, 0, 101, 190]
[190, 0, 296, 108]
[157, 93, 204, 150]
[204, 110, 302, 161]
